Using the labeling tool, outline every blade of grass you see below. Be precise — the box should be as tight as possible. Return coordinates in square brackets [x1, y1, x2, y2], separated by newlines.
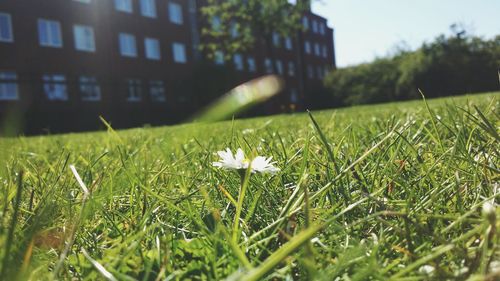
[419, 89, 444, 151]
[0, 170, 23, 279]
[81, 247, 118, 281]
[389, 244, 455, 279]
[237, 194, 373, 281]
[52, 165, 90, 279]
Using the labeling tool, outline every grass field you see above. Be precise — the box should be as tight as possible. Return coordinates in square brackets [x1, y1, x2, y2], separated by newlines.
[0, 92, 499, 280]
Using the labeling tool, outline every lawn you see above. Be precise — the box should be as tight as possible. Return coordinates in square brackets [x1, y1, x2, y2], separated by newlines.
[0, 92, 499, 280]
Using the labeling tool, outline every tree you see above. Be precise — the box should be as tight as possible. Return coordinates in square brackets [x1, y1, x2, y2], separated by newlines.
[324, 29, 500, 108]
[199, 0, 311, 63]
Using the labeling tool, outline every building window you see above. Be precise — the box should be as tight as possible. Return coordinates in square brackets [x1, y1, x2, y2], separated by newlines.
[312, 20, 318, 33]
[0, 13, 14, 43]
[290, 88, 299, 103]
[233, 53, 244, 71]
[43, 74, 68, 100]
[247, 57, 256, 72]
[307, 65, 314, 79]
[324, 65, 329, 77]
[319, 23, 326, 35]
[284, 37, 292, 50]
[150, 80, 166, 102]
[314, 43, 321, 56]
[0, 72, 18, 100]
[304, 41, 311, 54]
[38, 19, 63, 48]
[73, 0, 92, 3]
[287, 62, 295, 77]
[272, 32, 280, 47]
[168, 2, 183, 25]
[302, 16, 309, 30]
[211, 16, 221, 32]
[317, 65, 323, 79]
[214, 50, 224, 65]
[322, 45, 328, 58]
[73, 25, 95, 52]
[140, 0, 157, 18]
[211, 16, 222, 32]
[264, 58, 273, 74]
[115, 0, 133, 13]
[119, 33, 137, 57]
[172, 42, 186, 63]
[144, 37, 161, 60]
[230, 21, 239, 38]
[79, 76, 101, 101]
[275, 60, 283, 75]
[127, 79, 142, 102]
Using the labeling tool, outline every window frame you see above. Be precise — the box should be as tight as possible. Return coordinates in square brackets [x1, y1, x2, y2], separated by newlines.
[43, 74, 68, 101]
[290, 88, 299, 103]
[214, 50, 224, 65]
[126, 79, 142, 102]
[312, 20, 318, 33]
[73, 24, 96, 52]
[230, 21, 239, 38]
[38, 19, 63, 48]
[247, 57, 256, 72]
[144, 37, 161, 60]
[319, 23, 326, 35]
[284, 37, 293, 50]
[275, 60, 283, 75]
[0, 71, 19, 101]
[168, 2, 183, 25]
[211, 16, 222, 32]
[0, 13, 14, 43]
[302, 16, 309, 30]
[172, 42, 187, 63]
[304, 41, 311, 54]
[233, 53, 244, 71]
[79, 75, 101, 101]
[287, 61, 295, 77]
[272, 32, 280, 47]
[317, 65, 323, 79]
[114, 0, 133, 13]
[149, 80, 166, 102]
[264, 58, 273, 74]
[140, 0, 157, 18]
[314, 43, 321, 56]
[118, 32, 137, 57]
[307, 65, 314, 79]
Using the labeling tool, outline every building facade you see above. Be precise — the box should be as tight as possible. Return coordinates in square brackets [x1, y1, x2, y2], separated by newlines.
[0, 0, 335, 134]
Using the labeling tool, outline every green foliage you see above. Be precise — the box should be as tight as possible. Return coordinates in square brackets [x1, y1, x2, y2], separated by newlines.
[200, 0, 310, 59]
[0, 92, 499, 280]
[325, 31, 500, 107]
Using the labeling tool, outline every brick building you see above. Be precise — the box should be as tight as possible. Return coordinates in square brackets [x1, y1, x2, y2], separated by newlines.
[0, 0, 335, 134]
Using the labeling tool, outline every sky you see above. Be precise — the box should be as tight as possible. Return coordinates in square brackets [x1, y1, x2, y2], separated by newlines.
[311, 0, 500, 67]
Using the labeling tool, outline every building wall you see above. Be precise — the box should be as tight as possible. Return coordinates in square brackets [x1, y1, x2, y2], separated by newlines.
[299, 11, 336, 109]
[0, 0, 335, 134]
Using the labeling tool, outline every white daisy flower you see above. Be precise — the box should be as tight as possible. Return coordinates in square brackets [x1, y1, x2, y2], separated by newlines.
[250, 156, 280, 174]
[212, 148, 280, 174]
[213, 148, 249, 170]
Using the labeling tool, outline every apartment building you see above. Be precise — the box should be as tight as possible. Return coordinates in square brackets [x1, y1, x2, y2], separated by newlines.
[0, 0, 335, 134]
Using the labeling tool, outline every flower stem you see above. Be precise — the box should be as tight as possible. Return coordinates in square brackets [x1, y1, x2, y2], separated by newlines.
[232, 168, 252, 244]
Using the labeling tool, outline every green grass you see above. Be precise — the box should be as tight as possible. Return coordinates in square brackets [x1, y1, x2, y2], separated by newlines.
[0, 92, 499, 280]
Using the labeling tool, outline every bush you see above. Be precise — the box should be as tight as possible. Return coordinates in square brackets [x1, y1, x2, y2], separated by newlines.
[324, 31, 500, 106]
